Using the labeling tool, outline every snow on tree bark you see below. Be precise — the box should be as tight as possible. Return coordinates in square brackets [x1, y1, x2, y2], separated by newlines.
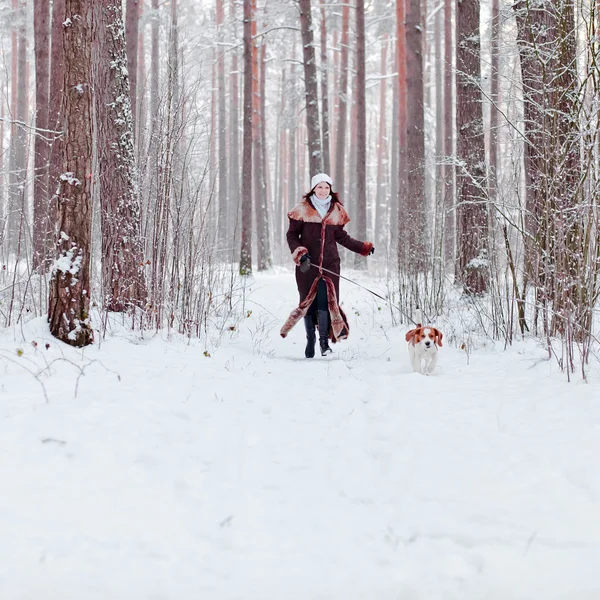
[239, 0, 253, 275]
[456, 0, 489, 294]
[93, 0, 147, 312]
[125, 0, 139, 131]
[48, 0, 94, 347]
[514, 0, 585, 337]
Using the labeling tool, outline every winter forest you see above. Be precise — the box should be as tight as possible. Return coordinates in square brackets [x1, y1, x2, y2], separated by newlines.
[2, 0, 600, 594]
[0, 0, 597, 376]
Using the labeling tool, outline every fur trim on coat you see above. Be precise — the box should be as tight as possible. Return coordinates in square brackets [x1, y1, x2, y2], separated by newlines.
[280, 276, 349, 342]
[287, 200, 350, 226]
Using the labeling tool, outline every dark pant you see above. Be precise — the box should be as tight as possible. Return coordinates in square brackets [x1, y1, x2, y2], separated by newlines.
[308, 279, 328, 315]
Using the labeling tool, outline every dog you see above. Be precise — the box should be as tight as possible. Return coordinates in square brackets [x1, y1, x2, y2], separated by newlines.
[405, 324, 443, 375]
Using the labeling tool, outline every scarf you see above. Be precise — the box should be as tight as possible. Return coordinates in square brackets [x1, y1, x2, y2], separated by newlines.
[311, 194, 332, 219]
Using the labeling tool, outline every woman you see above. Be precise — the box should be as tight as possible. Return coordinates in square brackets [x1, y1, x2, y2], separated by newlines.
[280, 173, 374, 358]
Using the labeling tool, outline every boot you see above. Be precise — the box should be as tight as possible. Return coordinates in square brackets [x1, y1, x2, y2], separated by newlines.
[317, 310, 332, 356]
[303, 315, 316, 358]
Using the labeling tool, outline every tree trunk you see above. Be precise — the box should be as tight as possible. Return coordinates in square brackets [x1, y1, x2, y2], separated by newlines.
[229, 0, 241, 254]
[136, 0, 146, 150]
[216, 0, 228, 255]
[125, 0, 139, 132]
[405, 0, 427, 272]
[48, 0, 94, 347]
[255, 35, 272, 270]
[443, 0, 454, 263]
[456, 0, 489, 294]
[150, 0, 159, 128]
[489, 0, 499, 206]
[375, 34, 389, 250]
[239, 0, 253, 275]
[434, 4, 444, 260]
[389, 36, 399, 258]
[8, 0, 28, 251]
[396, 0, 409, 268]
[48, 0, 66, 210]
[515, 0, 583, 336]
[334, 3, 349, 198]
[33, 0, 51, 270]
[298, 0, 323, 176]
[320, 2, 330, 175]
[354, 0, 367, 268]
[93, 0, 147, 312]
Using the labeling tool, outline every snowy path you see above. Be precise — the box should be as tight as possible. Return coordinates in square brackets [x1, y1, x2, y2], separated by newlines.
[1, 271, 599, 599]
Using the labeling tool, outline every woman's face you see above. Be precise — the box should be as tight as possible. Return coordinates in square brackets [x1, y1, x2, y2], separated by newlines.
[314, 182, 331, 200]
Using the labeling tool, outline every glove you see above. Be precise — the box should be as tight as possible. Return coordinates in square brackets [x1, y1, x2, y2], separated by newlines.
[369, 246, 375, 255]
[299, 253, 311, 273]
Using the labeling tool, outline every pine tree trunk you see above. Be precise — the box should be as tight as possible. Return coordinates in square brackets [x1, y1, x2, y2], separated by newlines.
[136, 0, 146, 149]
[48, 0, 66, 210]
[216, 0, 228, 256]
[375, 34, 389, 250]
[334, 3, 349, 199]
[347, 63, 358, 219]
[239, 0, 253, 275]
[320, 3, 330, 175]
[515, 0, 583, 336]
[456, 0, 488, 294]
[125, 0, 139, 132]
[405, 0, 427, 272]
[8, 0, 28, 251]
[33, 0, 51, 270]
[255, 37, 272, 270]
[489, 0, 499, 206]
[48, 0, 94, 347]
[228, 0, 241, 254]
[396, 0, 409, 268]
[389, 43, 399, 258]
[93, 0, 147, 312]
[299, 0, 323, 176]
[443, 0, 454, 263]
[354, 0, 367, 268]
[150, 0, 159, 127]
[434, 5, 444, 259]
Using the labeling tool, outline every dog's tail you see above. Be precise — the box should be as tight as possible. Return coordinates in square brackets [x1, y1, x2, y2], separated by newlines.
[414, 306, 423, 328]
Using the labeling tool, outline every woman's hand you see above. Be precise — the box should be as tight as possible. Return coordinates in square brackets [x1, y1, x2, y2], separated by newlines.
[299, 253, 312, 273]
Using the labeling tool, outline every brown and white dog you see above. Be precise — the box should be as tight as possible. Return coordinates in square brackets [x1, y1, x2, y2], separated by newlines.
[405, 324, 443, 375]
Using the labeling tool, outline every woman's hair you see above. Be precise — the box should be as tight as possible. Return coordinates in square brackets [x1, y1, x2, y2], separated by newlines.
[302, 188, 342, 204]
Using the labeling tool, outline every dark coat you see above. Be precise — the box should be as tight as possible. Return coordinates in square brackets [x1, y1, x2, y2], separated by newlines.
[285, 197, 372, 303]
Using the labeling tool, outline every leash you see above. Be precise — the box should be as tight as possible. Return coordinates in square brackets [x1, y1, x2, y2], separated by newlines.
[310, 263, 421, 326]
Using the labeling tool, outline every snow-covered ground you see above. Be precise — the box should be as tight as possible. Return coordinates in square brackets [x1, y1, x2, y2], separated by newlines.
[1, 270, 599, 599]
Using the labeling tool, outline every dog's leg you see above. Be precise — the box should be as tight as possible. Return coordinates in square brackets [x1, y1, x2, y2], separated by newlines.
[409, 348, 419, 373]
[413, 354, 422, 374]
[426, 353, 438, 375]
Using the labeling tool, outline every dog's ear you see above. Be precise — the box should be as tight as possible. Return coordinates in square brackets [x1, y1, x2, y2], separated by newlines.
[405, 328, 417, 343]
[433, 328, 443, 347]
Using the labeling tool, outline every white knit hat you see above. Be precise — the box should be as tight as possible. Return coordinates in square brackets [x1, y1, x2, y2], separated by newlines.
[311, 173, 333, 190]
